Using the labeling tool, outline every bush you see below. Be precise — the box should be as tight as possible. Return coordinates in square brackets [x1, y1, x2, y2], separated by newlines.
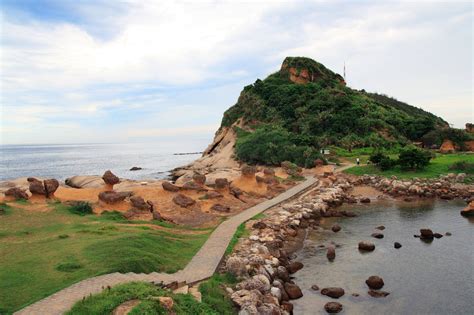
[69, 202, 93, 216]
[235, 125, 323, 167]
[398, 148, 432, 170]
[56, 262, 83, 272]
[369, 152, 386, 165]
[379, 157, 397, 170]
[449, 161, 474, 174]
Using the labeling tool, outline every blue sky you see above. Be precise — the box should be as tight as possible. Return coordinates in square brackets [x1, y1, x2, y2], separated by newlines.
[1, 0, 472, 146]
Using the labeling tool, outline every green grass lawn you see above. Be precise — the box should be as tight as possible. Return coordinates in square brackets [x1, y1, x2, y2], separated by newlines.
[0, 202, 212, 314]
[344, 153, 474, 179]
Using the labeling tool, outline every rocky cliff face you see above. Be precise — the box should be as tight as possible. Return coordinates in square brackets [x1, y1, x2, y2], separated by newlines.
[280, 56, 345, 85]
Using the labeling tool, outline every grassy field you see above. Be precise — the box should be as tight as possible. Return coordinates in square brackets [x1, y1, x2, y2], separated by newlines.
[0, 201, 212, 314]
[344, 153, 474, 179]
[67, 273, 237, 315]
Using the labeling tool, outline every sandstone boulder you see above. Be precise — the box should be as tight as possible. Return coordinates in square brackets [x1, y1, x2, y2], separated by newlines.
[44, 179, 59, 197]
[192, 173, 206, 185]
[182, 181, 208, 191]
[226, 256, 247, 277]
[162, 181, 180, 192]
[204, 191, 223, 199]
[98, 191, 130, 204]
[214, 178, 229, 189]
[28, 178, 46, 195]
[4, 187, 29, 200]
[231, 289, 263, 308]
[172, 194, 196, 208]
[130, 196, 150, 211]
[211, 204, 230, 212]
[102, 170, 120, 186]
[263, 168, 275, 176]
[242, 165, 257, 176]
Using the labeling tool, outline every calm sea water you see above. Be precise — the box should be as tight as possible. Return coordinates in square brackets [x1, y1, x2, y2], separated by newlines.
[0, 143, 207, 181]
[293, 199, 473, 315]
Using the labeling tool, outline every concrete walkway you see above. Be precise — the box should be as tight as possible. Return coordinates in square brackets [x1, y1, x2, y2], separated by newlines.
[16, 176, 318, 315]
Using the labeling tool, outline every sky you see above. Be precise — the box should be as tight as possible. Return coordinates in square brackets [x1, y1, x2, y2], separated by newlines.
[0, 0, 472, 146]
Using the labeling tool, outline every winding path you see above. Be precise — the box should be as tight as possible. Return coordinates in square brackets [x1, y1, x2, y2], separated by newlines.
[15, 176, 318, 315]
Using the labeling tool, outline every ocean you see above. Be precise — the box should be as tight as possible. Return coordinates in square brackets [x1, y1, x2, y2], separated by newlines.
[0, 142, 208, 182]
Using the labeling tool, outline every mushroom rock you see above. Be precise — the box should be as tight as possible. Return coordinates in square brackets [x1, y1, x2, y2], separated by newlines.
[102, 170, 120, 186]
[162, 181, 180, 192]
[172, 194, 196, 208]
[4, 187, 29, 200]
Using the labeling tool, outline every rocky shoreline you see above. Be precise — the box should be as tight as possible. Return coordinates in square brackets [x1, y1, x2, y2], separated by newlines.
[222, 171, 473, 314]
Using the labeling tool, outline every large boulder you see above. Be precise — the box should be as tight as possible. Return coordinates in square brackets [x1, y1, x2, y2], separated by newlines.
[214, 178, 229, 189]
[28, 178, 46, 195]
[44, 179, 59, 197]
[358, 241, 375, 252]
[327, 245, 336, 261]
[324, 302, 343, 313]
[460, 201, 474, 217]
[102, 170, 120, 186]
[4, 187, 29, 200]
[182, 181, 208, 192]
[365, 276, 384, 290]
[242, 165, 257, 176]
[192, 173, 206, 185]
[231, 289, 263, 308]
[130, 196, 151, 211]
[172, 194, 196, 208]
[321, 287, 345, 299]
[162, 181, 180, 192]
[210, 204, 230, 212]
[284, 283, 303, 300]
[226, 256, 247, 277]
[420, 228, 434, 239]
[287, 261, 304, 274]
[98, 191, 130, 204]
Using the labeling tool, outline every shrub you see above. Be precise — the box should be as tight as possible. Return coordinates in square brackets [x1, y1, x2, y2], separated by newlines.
[449, 161, 474, 174]
[398, 148, 432, 170]
[69, 202, 93, 216]
[369, 152, 387, 165]
[235, 125, 323, 167]
[379, 156, 397, 170]
[58, 234, 70, 239]
[56, 262, 83, 272]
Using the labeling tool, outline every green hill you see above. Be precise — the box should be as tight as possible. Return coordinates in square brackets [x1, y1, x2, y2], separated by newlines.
[219, 57, 450, 166]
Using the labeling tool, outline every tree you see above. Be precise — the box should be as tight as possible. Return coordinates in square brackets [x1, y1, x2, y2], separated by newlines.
[398, 148, 432, 170]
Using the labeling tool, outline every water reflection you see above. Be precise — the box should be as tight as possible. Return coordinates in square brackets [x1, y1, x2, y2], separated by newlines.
[396, 200, 436, 220]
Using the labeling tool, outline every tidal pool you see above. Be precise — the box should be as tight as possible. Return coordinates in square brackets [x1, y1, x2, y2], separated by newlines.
[292, 199, 473, 315]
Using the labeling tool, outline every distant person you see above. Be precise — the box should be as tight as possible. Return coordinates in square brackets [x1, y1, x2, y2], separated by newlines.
[356, 157, 360, 166]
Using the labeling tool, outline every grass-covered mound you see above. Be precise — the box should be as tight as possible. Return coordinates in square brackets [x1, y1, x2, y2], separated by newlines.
[67, 274, 237, 315]
[220, 56, 459, 167]
[0, 202, 211, 313]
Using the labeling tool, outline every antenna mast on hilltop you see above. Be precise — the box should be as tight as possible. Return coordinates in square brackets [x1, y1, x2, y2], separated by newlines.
[343, 61, 346, 81]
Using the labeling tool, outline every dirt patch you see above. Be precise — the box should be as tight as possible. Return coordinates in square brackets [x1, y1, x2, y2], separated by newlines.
[351, 185, 385, 199]
[112, 299, 141, 315]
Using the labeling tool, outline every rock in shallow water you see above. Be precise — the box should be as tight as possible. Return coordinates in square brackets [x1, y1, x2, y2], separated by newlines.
[368, 290, 390, 298]
[331, 224, 342, 233]
[365, 276, 384, 290]
[358, 241, 375, 251]
[284, 283, 303, 299]
[324, 302, 343, 313]
[371, 232, 384, 239]
[394, 242, 402, 249]
[321, 287, 345, 299]
[327, 245, 336, 261]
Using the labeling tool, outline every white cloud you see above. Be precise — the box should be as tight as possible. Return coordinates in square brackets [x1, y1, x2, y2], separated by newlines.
[0, 1, 472, 144]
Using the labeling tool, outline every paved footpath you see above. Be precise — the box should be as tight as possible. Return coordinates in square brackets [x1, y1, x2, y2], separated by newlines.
[16, 176, 318, 315]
